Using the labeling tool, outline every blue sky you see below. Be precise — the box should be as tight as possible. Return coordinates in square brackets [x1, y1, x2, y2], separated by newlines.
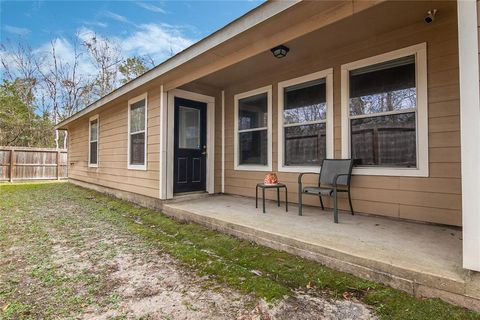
[0, 1, 262, 65]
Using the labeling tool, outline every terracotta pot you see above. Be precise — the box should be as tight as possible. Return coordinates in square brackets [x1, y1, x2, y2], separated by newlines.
[264, 172, 278, 185]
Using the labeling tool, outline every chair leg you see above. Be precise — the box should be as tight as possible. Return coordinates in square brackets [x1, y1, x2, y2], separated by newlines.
[319, 195, 325, 210]
[333, 189, 338, 223]
[348, 190, 354, 215]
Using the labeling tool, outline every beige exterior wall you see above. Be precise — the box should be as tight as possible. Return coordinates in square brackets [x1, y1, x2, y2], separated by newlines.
[68, 85, 161, 199]
[221, 2, 461, 226]
[66, 1, 461, 226]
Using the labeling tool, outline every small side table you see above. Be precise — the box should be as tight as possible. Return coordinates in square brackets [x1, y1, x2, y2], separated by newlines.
[256, 183, 288, 213]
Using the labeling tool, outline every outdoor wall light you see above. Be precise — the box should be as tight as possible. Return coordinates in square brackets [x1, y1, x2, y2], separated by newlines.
[424, 9, 437, 24]
[271, 45, 289, 58]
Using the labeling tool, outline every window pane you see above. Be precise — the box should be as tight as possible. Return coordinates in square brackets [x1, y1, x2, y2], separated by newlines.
[284, 123, 326, 166]
[130, 100, 145, 133]
[238, 93, 267, 130]
[130, 132, 145, 165]
[90, 141, 97, 164]
[179, 106, 200, 149]
[284, 80, 326, 124]
[351, 112, 416, 167]
[239, 130, 267, 165]
[90, 119, 98, 142]
[349, 55, 416, 116]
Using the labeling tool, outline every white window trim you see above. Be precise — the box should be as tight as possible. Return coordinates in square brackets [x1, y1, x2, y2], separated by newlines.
[88, 114, 99, 168]
[234, 85, 272, 171]
[127, 92, 148, 171]
[278, 69, 334, 173]
[340, 43, 429, 177]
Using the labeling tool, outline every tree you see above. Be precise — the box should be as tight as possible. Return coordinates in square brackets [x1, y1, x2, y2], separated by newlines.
[119, 56, 149, 84]
[37, 38, 95, 148]
[82, 33, 123, 98]
[1, 33, 157, 148]
[0, 80, 55, 147]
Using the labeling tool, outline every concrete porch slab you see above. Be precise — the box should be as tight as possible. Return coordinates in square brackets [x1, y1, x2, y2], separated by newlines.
[162, 194, 480, 311]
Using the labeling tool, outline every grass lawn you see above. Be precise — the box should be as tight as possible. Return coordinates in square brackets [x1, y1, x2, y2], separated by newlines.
[1, 182, 479, 319]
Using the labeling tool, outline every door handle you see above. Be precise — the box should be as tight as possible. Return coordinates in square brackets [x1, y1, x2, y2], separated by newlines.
[201, 145, 207, 155]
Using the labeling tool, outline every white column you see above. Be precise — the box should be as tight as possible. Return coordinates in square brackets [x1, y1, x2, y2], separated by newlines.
[159, 85, 168, 200]
[458, 0, 480, 271]
[221, 90, 225, 194]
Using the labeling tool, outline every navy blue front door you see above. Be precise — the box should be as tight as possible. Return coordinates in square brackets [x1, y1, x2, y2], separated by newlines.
[174, 97, 207, 193]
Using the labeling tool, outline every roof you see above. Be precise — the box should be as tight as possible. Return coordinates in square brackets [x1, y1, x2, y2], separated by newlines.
[55, 0, 300, 130]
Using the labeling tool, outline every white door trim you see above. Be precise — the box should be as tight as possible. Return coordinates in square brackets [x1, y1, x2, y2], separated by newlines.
[458, 0, 480, 271]
[159, 85, 168, 199]
[166, 89, 215, 199]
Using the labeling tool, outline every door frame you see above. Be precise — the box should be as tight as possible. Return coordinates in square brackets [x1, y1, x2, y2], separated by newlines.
[165, 89, 215, 199]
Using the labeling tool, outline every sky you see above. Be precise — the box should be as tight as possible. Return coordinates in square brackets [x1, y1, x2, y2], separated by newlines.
[0, 0, 262, 72]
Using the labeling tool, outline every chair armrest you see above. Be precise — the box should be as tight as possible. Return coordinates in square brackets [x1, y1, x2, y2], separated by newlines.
[297, 172, 319, 184]
[333, 173, 351, 187]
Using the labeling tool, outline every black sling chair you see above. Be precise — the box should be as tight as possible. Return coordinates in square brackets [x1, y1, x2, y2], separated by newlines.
[297, 159, 354, 223]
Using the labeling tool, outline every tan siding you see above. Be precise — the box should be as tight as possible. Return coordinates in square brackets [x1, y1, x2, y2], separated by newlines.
[68, 86, 160, 198]
[221, 1, 462, 226]
[66, 1, 461, 226]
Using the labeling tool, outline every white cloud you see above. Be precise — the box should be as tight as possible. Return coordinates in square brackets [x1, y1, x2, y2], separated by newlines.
[103, 11, 131, 24]
[136, 2, 166, 14]
[120, 23, 195, 62]
[1, 22, 195, 96]
[82, 20, 108, 28]
[4, 25, 30, 36]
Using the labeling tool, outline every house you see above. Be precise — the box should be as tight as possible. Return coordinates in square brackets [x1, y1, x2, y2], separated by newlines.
[56, 0, 480, 310]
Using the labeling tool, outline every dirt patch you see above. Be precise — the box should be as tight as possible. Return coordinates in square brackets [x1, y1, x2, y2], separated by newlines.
[0, 183, 378, 320]
[81, 249, 377, 320]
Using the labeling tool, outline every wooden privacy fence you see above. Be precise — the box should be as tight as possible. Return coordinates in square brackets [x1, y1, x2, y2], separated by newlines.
[0, 147, 68, 182]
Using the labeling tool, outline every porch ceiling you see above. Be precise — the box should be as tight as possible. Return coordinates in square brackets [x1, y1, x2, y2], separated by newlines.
[195, 0, 455, 89]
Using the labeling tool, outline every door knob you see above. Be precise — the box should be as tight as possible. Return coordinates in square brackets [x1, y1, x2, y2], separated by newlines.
[202, 145, 207, 155]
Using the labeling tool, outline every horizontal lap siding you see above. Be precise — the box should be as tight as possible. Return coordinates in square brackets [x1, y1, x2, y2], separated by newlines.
[221, 2, 462, 226]
[68, 87, 160, 199]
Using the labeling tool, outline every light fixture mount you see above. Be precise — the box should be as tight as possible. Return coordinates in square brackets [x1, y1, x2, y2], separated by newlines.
[271, 45, 289, 59]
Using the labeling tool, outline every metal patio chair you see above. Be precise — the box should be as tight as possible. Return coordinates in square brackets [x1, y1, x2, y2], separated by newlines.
[297, 159, 354, 223]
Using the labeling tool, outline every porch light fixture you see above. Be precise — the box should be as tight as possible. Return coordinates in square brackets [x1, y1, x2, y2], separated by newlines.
[424, 9, 437, 24]
[271, 45, 289, 59]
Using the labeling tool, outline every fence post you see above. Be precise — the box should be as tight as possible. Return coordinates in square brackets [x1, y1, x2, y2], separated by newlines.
[9, 149, 14, 182]
[56, 150, 61, 180]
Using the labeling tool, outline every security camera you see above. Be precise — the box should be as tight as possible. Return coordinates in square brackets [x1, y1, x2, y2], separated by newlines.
[425, 9, 437, 24]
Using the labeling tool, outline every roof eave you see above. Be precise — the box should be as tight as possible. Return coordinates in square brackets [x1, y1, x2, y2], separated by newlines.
[55, 0, 301, 130]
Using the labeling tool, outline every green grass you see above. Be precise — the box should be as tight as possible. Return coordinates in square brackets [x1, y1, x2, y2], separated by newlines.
[1, 182, 479, 320]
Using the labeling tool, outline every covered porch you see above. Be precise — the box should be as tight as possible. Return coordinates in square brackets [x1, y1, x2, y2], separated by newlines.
[163, 194, 480, 310]
[156, 0, 480, 309]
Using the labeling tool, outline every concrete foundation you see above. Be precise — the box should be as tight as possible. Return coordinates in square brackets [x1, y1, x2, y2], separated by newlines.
[162, 194, 480, 311]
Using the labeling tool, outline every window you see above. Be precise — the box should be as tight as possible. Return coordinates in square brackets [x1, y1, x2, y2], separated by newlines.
[178, 106, 200, 149]
[88, 115, 99, 167]
[128, 93, 147, 170]
[278, 69, 334, 172]
[234, 86, 272, 171]
[341, 43, 428, 176]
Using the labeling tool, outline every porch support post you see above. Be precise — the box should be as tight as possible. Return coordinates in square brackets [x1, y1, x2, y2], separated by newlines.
[458, 0, 480, 271]
[159, 85, 168, 200]
[221, 90, 225, 194]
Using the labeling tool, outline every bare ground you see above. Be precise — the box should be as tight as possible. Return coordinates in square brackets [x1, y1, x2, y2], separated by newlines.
[0, 184, 377, 319]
